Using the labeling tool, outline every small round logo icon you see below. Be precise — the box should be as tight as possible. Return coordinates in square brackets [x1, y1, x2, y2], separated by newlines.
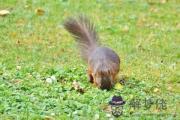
[109, 96, 126, 117]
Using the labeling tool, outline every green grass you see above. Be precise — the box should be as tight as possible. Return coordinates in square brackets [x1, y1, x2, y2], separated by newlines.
[0, 0, 179, 119]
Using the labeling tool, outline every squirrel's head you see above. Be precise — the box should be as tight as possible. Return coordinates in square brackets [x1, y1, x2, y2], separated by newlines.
[93, 72, 115, 90]
[89, 61, 119, 90]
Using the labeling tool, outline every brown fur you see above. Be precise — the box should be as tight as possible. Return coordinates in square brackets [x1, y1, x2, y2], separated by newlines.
[64, 16, 120, 90]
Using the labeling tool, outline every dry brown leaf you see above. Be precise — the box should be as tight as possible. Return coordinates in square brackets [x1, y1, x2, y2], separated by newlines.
[16, 40, 20, 45]
[153, 88, 160, 93]
[72, 81, 80, 90]
[101, 104, 111, 113]
[72, 81, 85, 94]
[0, 10, 10, 16]
[35, 8, 45, 16]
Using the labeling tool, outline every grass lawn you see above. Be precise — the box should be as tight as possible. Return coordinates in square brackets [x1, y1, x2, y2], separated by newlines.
[0, 0, 179, 119]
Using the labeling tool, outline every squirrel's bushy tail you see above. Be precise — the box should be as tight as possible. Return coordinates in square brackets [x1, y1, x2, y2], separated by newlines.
[64, 16, 98, 62]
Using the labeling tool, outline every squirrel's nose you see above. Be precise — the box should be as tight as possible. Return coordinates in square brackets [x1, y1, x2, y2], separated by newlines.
[100, 84, 112, 90]
[100, 77, 112, 90]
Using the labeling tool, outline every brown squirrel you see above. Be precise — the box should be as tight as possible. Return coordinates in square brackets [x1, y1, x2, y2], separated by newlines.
[64, 16, 120, 90]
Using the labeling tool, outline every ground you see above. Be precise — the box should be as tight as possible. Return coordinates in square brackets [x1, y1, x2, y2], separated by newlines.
[0, 0, 179, 119]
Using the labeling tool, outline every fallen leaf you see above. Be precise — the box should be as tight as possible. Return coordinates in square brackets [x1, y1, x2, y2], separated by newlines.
[153, 88, 160, 93]
[35, 8, 45, 16]
[72, 81, 80, 89]
[101, 104, 111, 113]
[72, 81, 85, 94]
[114, 83, 123, 90]
[0, 10, 10, 16]
[16, 40, 21, 45]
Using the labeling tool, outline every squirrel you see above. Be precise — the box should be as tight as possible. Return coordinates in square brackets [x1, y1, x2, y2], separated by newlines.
[64, 16, 120, 90]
